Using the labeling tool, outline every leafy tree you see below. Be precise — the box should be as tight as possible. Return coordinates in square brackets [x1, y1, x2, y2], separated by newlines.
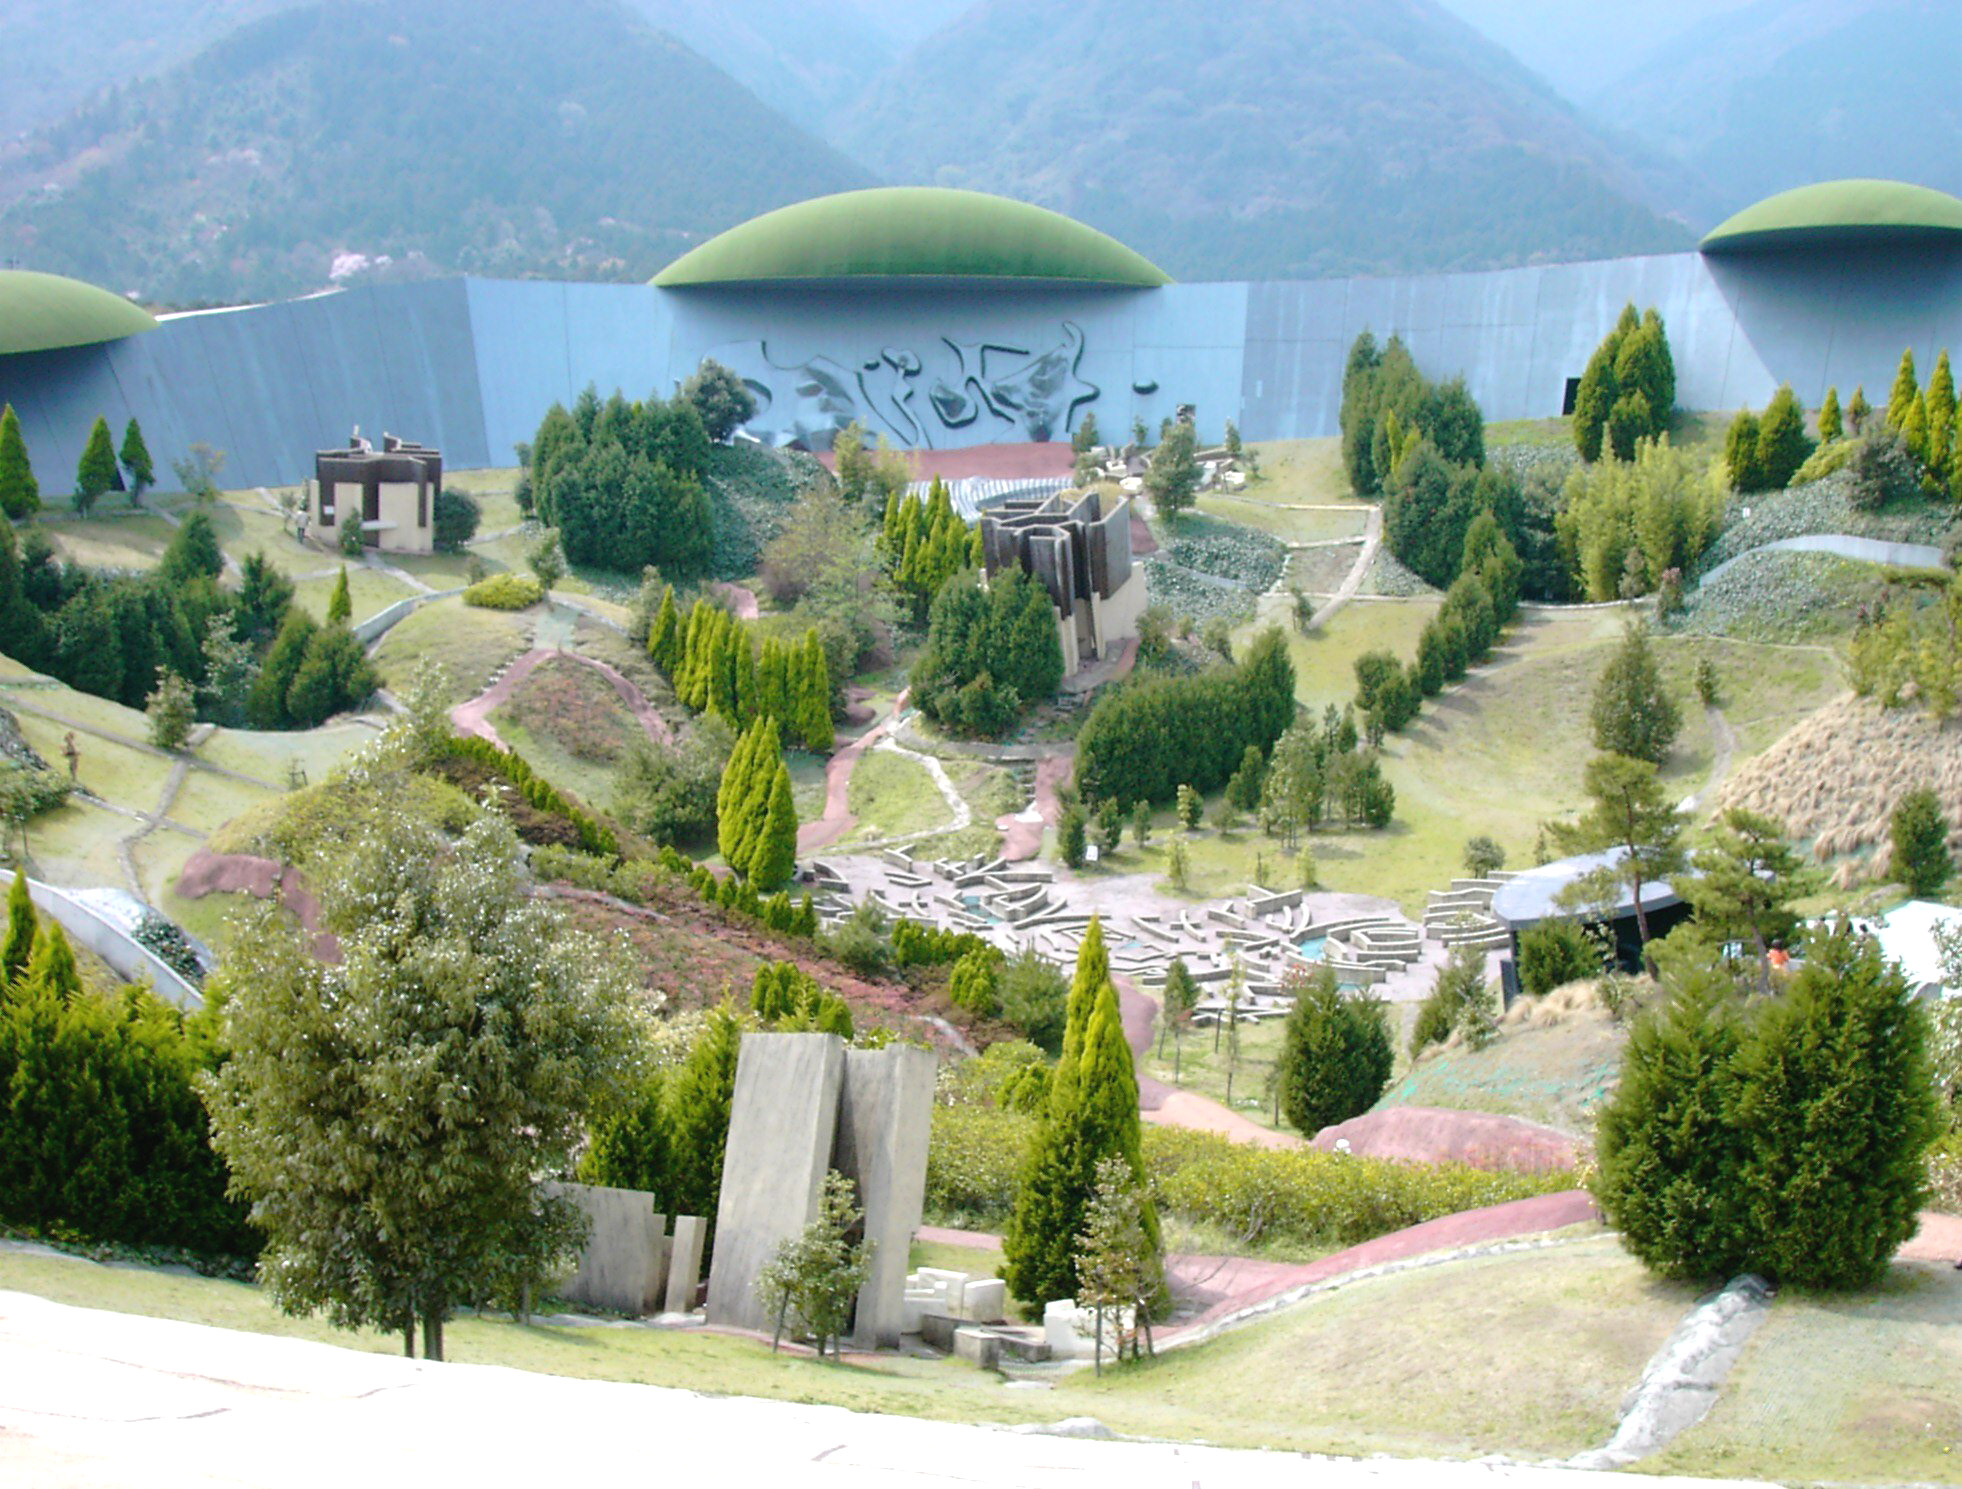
[74, 417, 120, 514]
[119, 419, 155, 501]
[612, 725, 727, 848]
[1073, 1156, 1162, 1371]
[831, 421, 873, 503]
[757, 1171, 873, 1358]
[198, 614, 258, 728]
[1679, 808, 1813, 986]
[1754, 385, 1812, 491]
[0, 405, 39, 518]
[203, 812, 646, 1359]
[1847, 385, 1873, 435]
[1550, 754, 1686, 972]
[1886, 348, 1919, 430]
[1891, 787, 1953, 897]
[1732, 931, 1940, 1288]
[1164, 838, 1190, 891]
[1129, 799, 1152, 847]
[170, 443, 226, 504]
[326, 566, 352, 625]
[1279, 967, 1392, 1136]
[145, 668, 196, 749]
[680, 359, 758, 442]
[1462, 835, 1506, 878]
[1817, 387, 1843, 444]
[1144, 419, 1200, 521]
[1591, 623, 1681, 765]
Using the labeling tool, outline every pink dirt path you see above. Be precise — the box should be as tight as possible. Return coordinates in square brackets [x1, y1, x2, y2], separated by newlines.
[1118, 976, 1296, 1148]
[996, 752, 1073, 863]
[919, 1189, 1600, 1342]
[707, 582, 760, 620]
[1311, 1106, 1580, 1172]
[1902, 1211, 1962, 1265]
[175, 849, 339, 963]
[450, 648, 674, 754]
[797, 692, 906, 854]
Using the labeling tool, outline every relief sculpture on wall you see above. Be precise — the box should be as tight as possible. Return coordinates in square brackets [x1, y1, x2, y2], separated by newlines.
[713, 322, 1099, 450]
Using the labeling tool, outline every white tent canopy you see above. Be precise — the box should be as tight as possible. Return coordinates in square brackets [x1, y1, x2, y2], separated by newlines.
[1877, 900, 1962, 997]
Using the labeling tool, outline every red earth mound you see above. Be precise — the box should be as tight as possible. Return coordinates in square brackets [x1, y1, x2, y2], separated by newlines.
[1310, 1105, 1580, 1173]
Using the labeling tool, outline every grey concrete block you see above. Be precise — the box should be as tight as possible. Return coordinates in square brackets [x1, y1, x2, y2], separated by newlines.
[833, 1044, 938, 1349]
[953, 1326, 1001, 1368]
[919, 1311, 960, 1350]
[546, 1182, 667, 1316]
[960, 1278, 1007, 1324]
[665, 1213, 706, 1316]
[705, 1033, 846, 1334]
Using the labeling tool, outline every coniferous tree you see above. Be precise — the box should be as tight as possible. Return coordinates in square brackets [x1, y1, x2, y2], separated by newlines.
[249, 610, 320, 728]
[1723, 409, 1766, 492]
[748, 761, 798, 890]
[1680, 809, 1813, 983]
[1817, 387, 1843, 444]
[73, 417, 119, 515]
[234, 552, 296, 646]
[1, 872, 35, 989]
[1923, 351, 1957, 484]
[647, 586, 679, 672]
[1550, 754, 1685, 971]
[1901, 392, 1931, 467]
[1279, 967, 1392, 1136]
[1886, 349, 1919, 430]
[326, 567, 353, 625]
[795, 630, 834, 752]
[716, 718, 762, 868]
[1573, 339, 1620, 463]
[1754, 386, 1812, 491]
[1891, 787, 1952, 897]
[24, 920, 82, 1003]
[159, 511, 224, 587]
[1591, 624, 1681, 765]
[119, 419, 154, 501]
[0, 405, 38, 519]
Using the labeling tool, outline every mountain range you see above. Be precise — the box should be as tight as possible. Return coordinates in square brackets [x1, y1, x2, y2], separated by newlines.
[0, 0, 1952, 304]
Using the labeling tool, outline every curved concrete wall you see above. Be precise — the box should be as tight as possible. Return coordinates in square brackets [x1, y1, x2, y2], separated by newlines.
[1, 244, 1957, 491]
[0, 869, 203, 1011]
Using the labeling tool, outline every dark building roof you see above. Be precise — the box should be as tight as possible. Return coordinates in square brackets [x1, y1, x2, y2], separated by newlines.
[1490, 849, 1685, 931]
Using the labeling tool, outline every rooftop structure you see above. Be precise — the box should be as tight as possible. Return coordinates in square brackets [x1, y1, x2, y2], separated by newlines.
[1491, 849, 1692, 975]
[1701, 178, 1962, 255]
[653, 187, 1173, 289]
[0, 270, 155, 356]
[980, 489, 1143, 675]
[308, 433, 443, 556]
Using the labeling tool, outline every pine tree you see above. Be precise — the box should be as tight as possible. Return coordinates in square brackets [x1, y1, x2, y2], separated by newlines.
[326, 566, 353, 625]
[647, 586, 678, 672]
[145, 668, 197, 750]
[1723, 409, 1766, 492]
[1886, 348, 1919, 430]
[0, 405, 38, 519]
[1279, 968, 1393, 1136]
[2, 872, 36, 989]
[119, 418, 154, 501]
[1817, 387, 1843, 444]
[1591, 623, 1681, 765]
[733, 632, 758, 725]
[73, 416, 119, 515]
[1681, 808, 1813, 982]
[1891, 787, 1952, 897]
[795, 631, 833, 752]
[716, 719, 762, 867]
[748, 762, 798, 889]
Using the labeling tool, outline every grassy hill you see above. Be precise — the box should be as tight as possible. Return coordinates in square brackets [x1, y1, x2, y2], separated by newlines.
[838, 0, 1692, 281]
[0, 0, 872, 305]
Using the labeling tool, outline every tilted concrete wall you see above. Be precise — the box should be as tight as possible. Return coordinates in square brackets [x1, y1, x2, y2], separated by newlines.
[2, 244, 1957, 493]
[832, 1044, 937, 1349]
[544, 1181, 667, 1316]
[705, 1032, 846, 1334]
[0, 870, 202, 1010]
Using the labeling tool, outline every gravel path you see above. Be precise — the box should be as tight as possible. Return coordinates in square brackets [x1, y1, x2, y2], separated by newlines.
[1306, 503, 1383, 629]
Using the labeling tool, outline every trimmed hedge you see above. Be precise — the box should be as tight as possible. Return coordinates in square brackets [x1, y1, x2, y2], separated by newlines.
[438, 735, 618, 857]
[463, 573, 544, 610]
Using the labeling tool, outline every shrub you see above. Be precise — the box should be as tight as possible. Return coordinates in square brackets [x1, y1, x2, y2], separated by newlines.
[1462, 835, 1506, 879]
[1892, 787, 1953, 896]
[437, 735, 619, 857]
[132, 913, 203, 986]
[431, 488, 480, 551]
[463, 573, 543, 610]
[947, 949, 1001, 1018]
[1517, 919, 1604, 998]
[828, 901, 889, 976]
[997, 950, 1067, 1054]
[1847, 430, 1923, 511]
[1411, 945, 1496, 1058]
[1278, 969, 1392, 1136]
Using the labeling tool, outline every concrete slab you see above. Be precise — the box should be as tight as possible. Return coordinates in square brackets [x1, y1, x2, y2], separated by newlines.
[834, 1045, 938, 1349]
[665, 1214, 706, 1316]
[544, 1183, 666, 1316]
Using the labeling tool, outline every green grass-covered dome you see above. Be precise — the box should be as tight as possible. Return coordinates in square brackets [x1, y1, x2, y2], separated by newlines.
[1702, 179, 1962, 254]
[654, 188, 1172, 288]
[0, 270, 156, 355]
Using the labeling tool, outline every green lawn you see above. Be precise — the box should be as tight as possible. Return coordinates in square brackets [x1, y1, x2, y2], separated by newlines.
[1242, 438, 1360, 505]
[443, 468, 524, 533]
[41, 512, 180, 571]
[162, 769, 280, 837]
[373, 598, 535, 702]
[13, 711, 172, 812]
[1141, 1008, 1296, 1131]
[1193, 493, 1369, 545]
[0, 1233, 1699, 1463]
[1259, 598, 1442, 713]
[842, 749, 952, 843]
[195, 725, 371, 789]
[159, 497, 313, 576]
[13, 799, 132, 891]
[293, 567, 418, 625]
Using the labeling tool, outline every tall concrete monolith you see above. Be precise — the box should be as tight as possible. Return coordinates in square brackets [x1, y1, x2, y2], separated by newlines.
[705, 1032, 847, 1332]
[832, 1043, 938, 1348]
[665, 1214, 706, 1315]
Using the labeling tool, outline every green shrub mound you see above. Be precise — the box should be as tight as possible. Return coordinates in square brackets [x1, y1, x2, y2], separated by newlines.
[463, 573, 544, 610]
[438, 734, 619, 857]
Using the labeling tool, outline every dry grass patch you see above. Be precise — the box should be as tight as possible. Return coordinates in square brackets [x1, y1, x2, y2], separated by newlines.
[1716, 694, 1962, 887]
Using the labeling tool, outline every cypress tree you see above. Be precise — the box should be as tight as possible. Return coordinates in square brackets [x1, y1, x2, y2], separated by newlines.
[748, 762, 798, 889]
[1900, 394, 1930, 466]
[1817, 386, 1842, 443]
[24, 922, 82, 1004]
[1886, 348, 1919, 430]
[647, 586, 678, 672]
[326, 567, 353, 625]
[756, 638, 786, 726]
[1891, 787, 1952, 897]
[716, 720, 762, 867]
[664, 1001, 744, 1248]
[248, 610, 319, 728]
[0, 405, 38, 518]
[1754, 385, 1812, 491]
[73, 417, 119, 515]
[1922, 351, 1956, 480]
[733, 631, 758, 725]
[1724, 409, 1766, 492]
[1279, 968, 1393, 1137]
[1846, 385, 1872, 436]
[120, 419, 154, 500]
[2, 873, 36, 990]
[796, 630, 833, 752]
